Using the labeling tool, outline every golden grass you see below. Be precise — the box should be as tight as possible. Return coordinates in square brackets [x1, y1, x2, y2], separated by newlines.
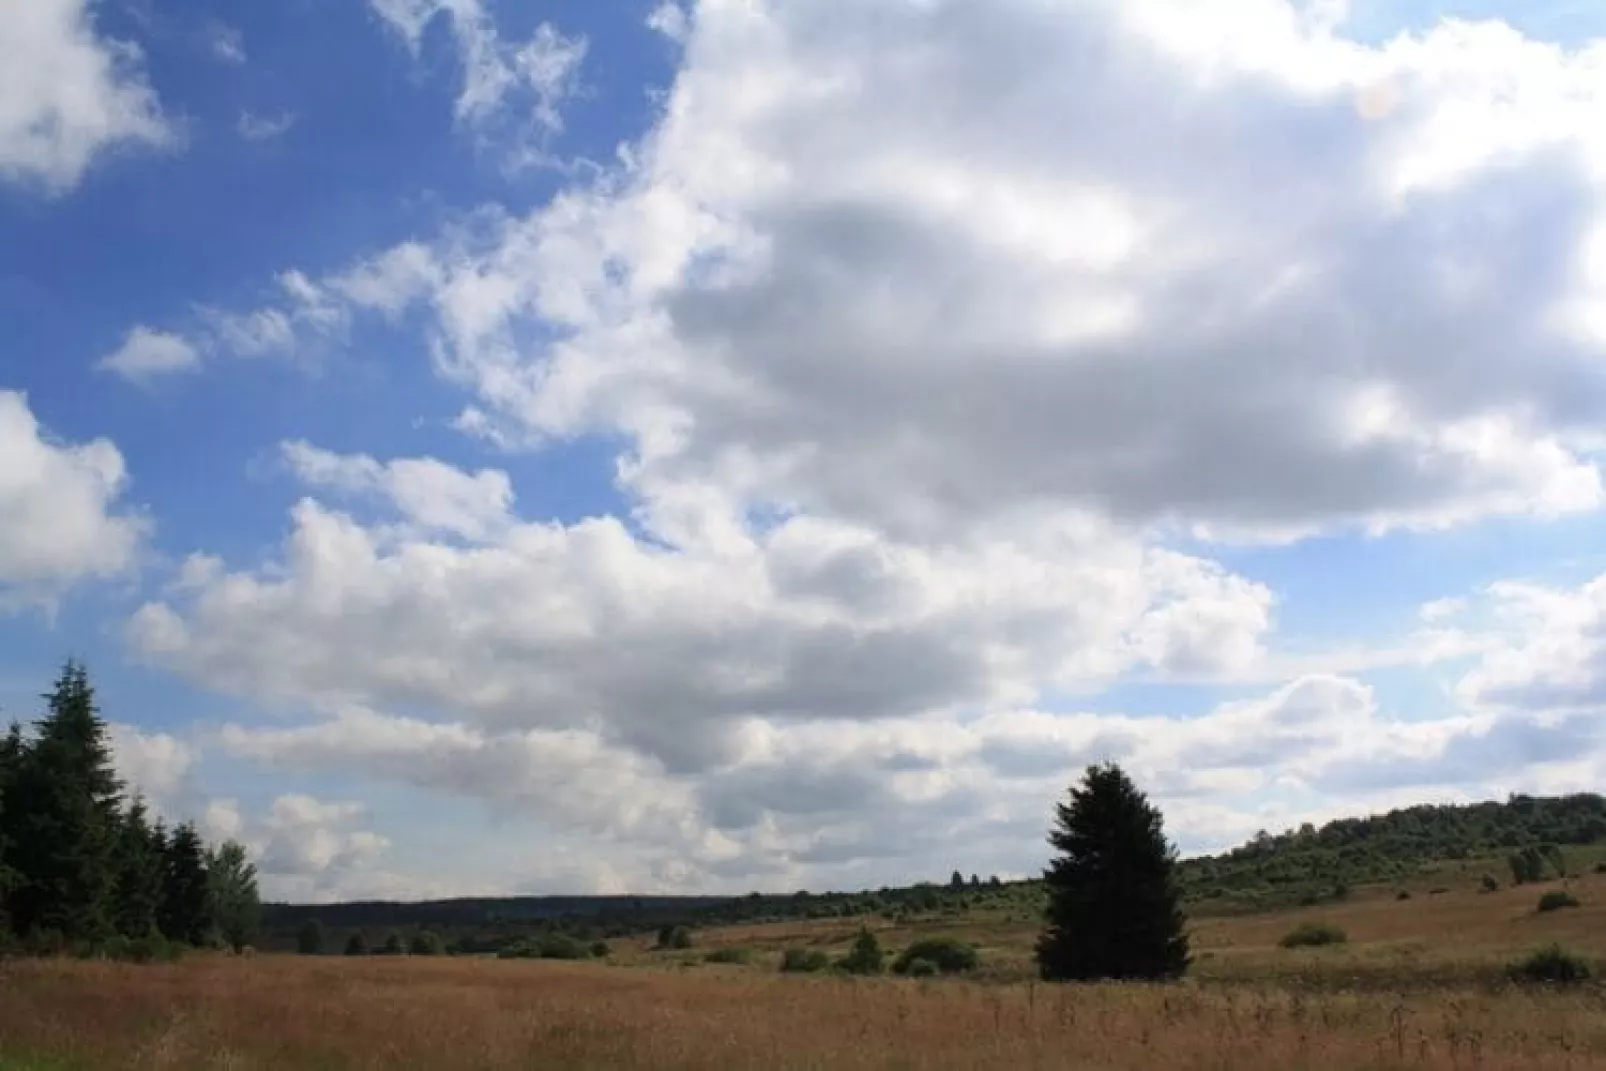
[6, 871, 1606, 1069]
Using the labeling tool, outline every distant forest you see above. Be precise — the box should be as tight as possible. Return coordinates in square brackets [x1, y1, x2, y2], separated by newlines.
[259, 792, 1606, 954]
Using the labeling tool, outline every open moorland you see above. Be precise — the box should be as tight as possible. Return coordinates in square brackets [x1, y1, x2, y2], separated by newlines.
[8, 867, 1606, 1070]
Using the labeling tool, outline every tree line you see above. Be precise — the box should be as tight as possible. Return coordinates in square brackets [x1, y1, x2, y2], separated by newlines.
[0, 661, 259, 955]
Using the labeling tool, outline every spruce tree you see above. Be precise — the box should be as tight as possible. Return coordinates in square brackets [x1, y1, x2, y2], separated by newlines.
[1035, 763, 1189, 982]
[0, 722, 23, 930]
[159, 821, 212, 946]
[113, 797, 167, 938]
[7, 662, 123, 941]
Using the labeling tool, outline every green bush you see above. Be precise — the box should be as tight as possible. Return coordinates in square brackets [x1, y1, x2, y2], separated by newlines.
[344, 933, 368, 956]
[536, 934, 590, 960]
[408, 931, 445, 956]
[656, 924, 692, 951]
[590, 940, 611, 959]
[704, 946, 752, 964]
[835, 929, 885, 975]
[1480, 874, 1500, 894]
[1395, 890, 1411, 901]
[1508, 944, 1593, 986]
[1538, 890, 1581, 913]
[892, 938, 980, 975]
[780, 948, 831, 973]
[1278, 922, 1347, 949]
[904, 957, 940, 978]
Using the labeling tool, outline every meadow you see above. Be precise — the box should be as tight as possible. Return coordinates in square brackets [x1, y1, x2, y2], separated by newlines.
[7, 871, 1606, 1069]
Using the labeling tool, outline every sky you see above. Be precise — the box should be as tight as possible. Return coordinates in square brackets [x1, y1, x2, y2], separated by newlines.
[5, 0, 1606, 903]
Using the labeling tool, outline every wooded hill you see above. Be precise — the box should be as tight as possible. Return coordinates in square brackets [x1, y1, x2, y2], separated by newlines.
[259, 792, 1606, 953]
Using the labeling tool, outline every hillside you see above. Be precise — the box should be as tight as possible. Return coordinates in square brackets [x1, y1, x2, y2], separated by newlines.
[259, 792, 1606, 952]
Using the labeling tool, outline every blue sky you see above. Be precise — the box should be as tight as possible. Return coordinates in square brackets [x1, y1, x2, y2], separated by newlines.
[5, 0, 1606, 901]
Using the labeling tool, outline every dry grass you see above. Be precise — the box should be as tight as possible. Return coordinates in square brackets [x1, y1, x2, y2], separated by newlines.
[6, 872, 1606, 1069]
[7, 954, 1606, 1070]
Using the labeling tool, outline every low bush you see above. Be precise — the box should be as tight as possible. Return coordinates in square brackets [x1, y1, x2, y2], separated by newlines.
[904, 957, 940, 978]
[1279, 922, 1347, 949]
[536, 934, 590, 960]
[836, 929, 885, 975]
[409, 931, 445, 956]
[1480, 874, 1500, 894]
[892, 938, 980, 975]
[704, 946, 752, 965]
[590, 940, 611, 959]
[1508, 944, 1593, 986]
[779, 948, 830, 973]
[656, 925, 692, 951]
[1395, 890, 1411, 901]
[1538, 890, 1581, 913]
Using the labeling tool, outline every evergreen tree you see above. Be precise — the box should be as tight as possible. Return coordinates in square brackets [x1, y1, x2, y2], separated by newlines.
[159, 821, 212, 946]
[344, 931, 369, 956]
[207, 840, 261, 952]
[112, 796, 166, 938]
[297, 919, 325, 955]
[1036, 763, 1190, 982]
[7, 662, 123, 941]
[0, 722, 23, 929]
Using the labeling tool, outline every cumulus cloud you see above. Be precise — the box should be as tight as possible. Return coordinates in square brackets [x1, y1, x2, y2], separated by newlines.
[0, 0, 173, 191]
[130, 445, 1275, 774]
[324, 0, 1606, 544]
[109, 723, 196, 809]
[97, 325, 200, 381]
[113, 0, 1606, 891]
[0, 391, 146, 607]
[237, 110, 295, 141]
[369, 0, 586, 167]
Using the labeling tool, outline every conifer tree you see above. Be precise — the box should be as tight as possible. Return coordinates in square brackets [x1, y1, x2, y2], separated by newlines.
[113, 797, 167, 938]
[0, 722, 22, 929]
[1036, 763, 1190, 982]
[159, 821, 213, 946]
[7, 662, 123, 941]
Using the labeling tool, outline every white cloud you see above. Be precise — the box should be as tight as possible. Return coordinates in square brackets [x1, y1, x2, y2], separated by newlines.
[237, 111, 295, 141]
[208, 21, 245, 65]
[109, 723, 196, 809]
[0, 0, 173, 191]
[98, 325, 200, 381]
[130, 446, 1274, 773]
[114, 0, 1606, 891]
[323, 0, 1606, 544]
[0, 391, 146, 607]
[369, 0, 586, 166]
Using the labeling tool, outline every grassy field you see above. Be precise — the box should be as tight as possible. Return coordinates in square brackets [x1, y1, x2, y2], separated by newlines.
[7, 872, 1606, 1069]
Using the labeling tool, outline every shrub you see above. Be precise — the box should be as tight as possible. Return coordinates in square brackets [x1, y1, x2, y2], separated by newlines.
[535, 934, 590, 960]
[780, 948, 831, 973]
[1428, 886, 1449, 895]
[590, 940, 611, 959]
[1594, 861, 1606, 875]
[1395, 890, 1411, 901]
[1279, 922, 1347, 949]
[904, 957, 940, 978]
[1538, 890, 1581, 913]
[1508, 944, 1593, 986]
[656, 924, 692, 951]
[892, 938, 980, 975]
[380, 933, 405, 956]
[297, 920, 325, 955]
[409, 931, 444, 956]
[704, 946, 752, 964]
[1480, 874, 1500, 894]
[836, 929, 885, 975]
[344, 933, 368, 956]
